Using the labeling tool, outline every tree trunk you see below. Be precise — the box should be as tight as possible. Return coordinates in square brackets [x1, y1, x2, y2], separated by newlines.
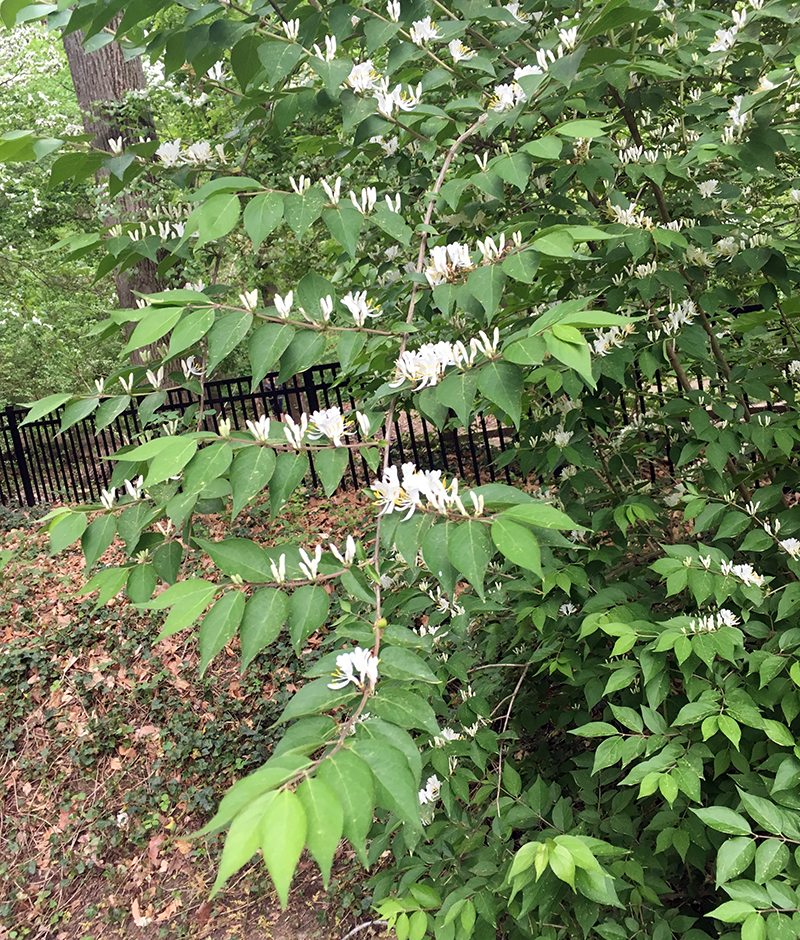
[62, 18, 164, 362]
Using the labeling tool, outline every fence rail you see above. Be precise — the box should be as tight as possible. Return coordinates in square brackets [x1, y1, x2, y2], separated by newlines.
[0, 365, 512, 507]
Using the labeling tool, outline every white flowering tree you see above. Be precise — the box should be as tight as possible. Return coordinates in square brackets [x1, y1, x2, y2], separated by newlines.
[5, 0, 800, 937]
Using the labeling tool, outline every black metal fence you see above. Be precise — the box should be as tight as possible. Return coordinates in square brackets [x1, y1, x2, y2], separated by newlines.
[0, 365, 512, 507]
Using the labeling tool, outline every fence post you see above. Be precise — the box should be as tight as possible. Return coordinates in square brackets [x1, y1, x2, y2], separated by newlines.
[6, 406, 35, 507]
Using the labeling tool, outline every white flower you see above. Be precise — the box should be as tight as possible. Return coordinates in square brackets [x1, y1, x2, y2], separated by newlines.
[330, 535, 357, 566]
[308, 406, 353, 447]
[349, 187, 377, 215]
[290, 175, 311, 195]
[553, 428, 573, 448]
[299, 544, 323, 580]
[410, 16, 441, 44]
[240, 289, 259, 311]
[108, 136, 124, 155]
[124, 476, 144, 500]
[559, 602, 578, 616]
[434, 729, 461, 747]
[476, 234, 506, 262]
[397, 83, 422, 111]
[469, 491, 484, 516]
[319, 295, 333, 322]
[145, 366, 164, 390]
[246, 415, 271, 441]
[328, 646, 380, 690]
[684, 246, 714, 268]
[100, 487, 116, 511]
[780, 538, 800, 558]
[385, 193, 402, 213]
[270, 553, 286, 583]
[156, 139, 182, 167]
[372, 462, 461, 519]
[274, 291, 293, 319]
[116, 810, 129, 827]
[558, 25, 579, 49]
[732, 8, 747, 29]
[489, 82, 526, 112]
[186, 141, 213, 164]
[709, 26, 738, 52]
[449, 39, 476, 61]
[731, 563, 765, 588]
[283, 18, 299, 40]
[347, 60, 380, 93]
[217, 417, 232, 438]
[321, 176, 341, 205]
[119, 373, 134, 394]
[284, 413, 309, 450]
[716, 608, 740, 627]
[387, 0, 401, 21]
[390, 342, 456, 390]
[418, 774, 441, 805]
[312, 35, 337, 61]
[342, 290, 382, 327]
[503, 2, 531, 24]
[698, 179, 720, 198]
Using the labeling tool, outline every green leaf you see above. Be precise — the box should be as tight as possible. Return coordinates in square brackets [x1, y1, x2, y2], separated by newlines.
[422, 523, 457, 598]
[544, 330, 595, 387]
[283, 189, 326, 239]
[494, 152, 531, 190]
[278, 677, 358, 723]
[126, 563, 157, 604]
[207, 311, 253, 374]
[338, 331, 366, 371]
[742, 912, 767, 940]
[248, 322, 294, 388]
[76, 566, 130, 607]
[447, 520, 493, 600]
[95, 395, 131, 432]
[708, 900, 756, 923]
[277, 330, 326, 383]
[691, 806, 752, 836]
[379, 646, 440, 684]
[716, 837, 756, 887]
[477, 360, 522, 427]
[145, 437, 198, 486]
[240, 588, 290, 669]
[549, 843, 576, 888]
[353, 737, 422, 832]
[504, 334, 546, 366]
[738, 789, 786, 836]
[231, 447, 276, 520]
[169, 307, 215, 357]
[185, 192, 241, 247]
[199, 590, 246, 675]
[777, 582, 800, 621]
[502, 503, 581, 530]
[317, 748, 375, 865]
[288, 585, 330, 656]
[323, 206, 363, 258]
[147, 579, 218, 640]
[259, 789, 306, 909]
[194, 537, 274, 582]
[182, 443, 233, 495]
[315, 447, 350, 497]
[465, 264, 506, 322]
[59, 398, 99, 434]
[502, 249, 539, 283]
[754, 839, 789, 883]
[297, 777, 343, 888]
[491, 517, 541, 575]
[372, 203, 413, 247]
[197, 754, 311, 836]
[50, 512, 87, 555]
[152, 542, 182, 585]
[211, 791, 276, 896]
[81, 515, 116, 569]
[244, 191, 284, 249]
[270, 452, 309, 517]
[258, 39, 304, 84]
[123, 306, 183, 353]
[436, 370, 479, 427]
[550, 119, 608, 138]
[369, 685, 440, 736]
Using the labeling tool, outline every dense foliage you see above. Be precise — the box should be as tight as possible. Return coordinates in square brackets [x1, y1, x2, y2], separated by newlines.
[4, 0, 800, 937]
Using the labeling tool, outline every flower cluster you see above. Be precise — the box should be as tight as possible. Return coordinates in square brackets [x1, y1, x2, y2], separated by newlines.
[683, 608, 740, 635]
[418, 774, 441, 805]
[155, 139, 226, 167]
[307, 406, 353, 447]
[720, 560, 765, 588]
[328, 646, 380, 690]
[592, 323, 636, 357]
[372, 462, 465, 519]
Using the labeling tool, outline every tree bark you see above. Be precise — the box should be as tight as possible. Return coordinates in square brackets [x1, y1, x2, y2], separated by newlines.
[62, 18, 165, 361]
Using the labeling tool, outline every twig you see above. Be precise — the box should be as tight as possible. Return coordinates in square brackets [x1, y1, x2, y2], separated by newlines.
[340, 921, 389, 940]
[495, 663, 530, 815]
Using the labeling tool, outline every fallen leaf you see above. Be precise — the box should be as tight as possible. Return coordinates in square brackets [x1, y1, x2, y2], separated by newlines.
[195, 900, 213, 926]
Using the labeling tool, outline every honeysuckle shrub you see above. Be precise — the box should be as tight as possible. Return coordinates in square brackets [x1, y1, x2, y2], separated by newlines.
[5, 0, 800, 937]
